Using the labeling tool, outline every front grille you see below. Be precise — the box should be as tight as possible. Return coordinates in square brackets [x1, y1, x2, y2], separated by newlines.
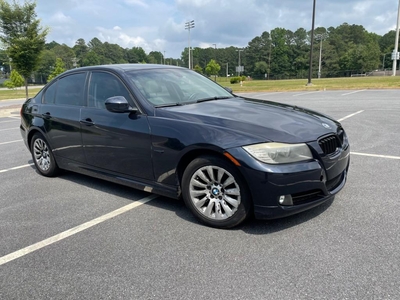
[292, 190, 324, 205]
[319, 135, 340, 155]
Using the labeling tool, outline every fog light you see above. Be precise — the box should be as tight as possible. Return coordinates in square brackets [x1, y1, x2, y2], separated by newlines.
[278, 195, 293, 206]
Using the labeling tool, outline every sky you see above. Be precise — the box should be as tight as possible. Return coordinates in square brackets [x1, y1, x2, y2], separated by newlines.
[35, 0, 400, 58]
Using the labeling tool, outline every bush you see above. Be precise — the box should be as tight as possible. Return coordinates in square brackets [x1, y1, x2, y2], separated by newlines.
[4, 70, 24, 89]
[230, 76, 247, 84]
[230, 77, 240, 84]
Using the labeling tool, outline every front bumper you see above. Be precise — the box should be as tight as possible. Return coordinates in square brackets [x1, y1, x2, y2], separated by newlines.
[227, 144, 350, 220]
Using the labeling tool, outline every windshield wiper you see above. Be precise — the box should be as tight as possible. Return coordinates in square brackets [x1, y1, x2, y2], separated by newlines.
[196, 96, 233, 103]
[155, 102, 185, 108]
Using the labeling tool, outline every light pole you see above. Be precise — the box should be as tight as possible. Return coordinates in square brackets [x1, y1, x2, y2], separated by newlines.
[392, 0, 400, 76]
[213, 43, 217, 81]
[185, 20, 195, 69]
[307, 0, 316, 86]
[236, 49, 243, 76]
[163, 51, 166, 65]
[316, 33, 326, 79]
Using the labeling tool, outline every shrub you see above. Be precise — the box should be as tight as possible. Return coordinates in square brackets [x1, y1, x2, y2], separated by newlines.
[230, 77, 240, 84]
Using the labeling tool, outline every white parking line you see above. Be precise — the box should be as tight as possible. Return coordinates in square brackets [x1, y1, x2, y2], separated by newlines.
[351, 152, 400, 160]
[0, 163, 34, 174]
[0, 127, 19, 132]
[0, 194, 158, 266]
[338, 110, 364, 122]
[292, 91, 320, 97]
[0, 139, 23, 146]
[342, 90, 366, 96]
[252, 92, 284, 97]
[0, 120, 19, 124]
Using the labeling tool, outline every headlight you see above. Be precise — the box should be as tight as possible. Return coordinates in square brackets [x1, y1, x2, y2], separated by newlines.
[243, 143, 313, 164]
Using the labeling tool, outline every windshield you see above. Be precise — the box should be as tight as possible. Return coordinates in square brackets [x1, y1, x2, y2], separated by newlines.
[127, 68, 234, 107]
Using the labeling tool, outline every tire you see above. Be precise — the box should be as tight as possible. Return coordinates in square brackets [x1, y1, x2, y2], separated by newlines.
[30, 133, 59, 177]
[182, 155, 252, 228]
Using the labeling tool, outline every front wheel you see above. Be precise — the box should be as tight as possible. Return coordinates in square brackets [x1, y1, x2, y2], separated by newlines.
[31, 133, 59, 177]
[182, 155, 252, 228]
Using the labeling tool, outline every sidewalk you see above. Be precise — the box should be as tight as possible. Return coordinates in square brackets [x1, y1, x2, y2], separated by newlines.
[0, 99, 25, 118]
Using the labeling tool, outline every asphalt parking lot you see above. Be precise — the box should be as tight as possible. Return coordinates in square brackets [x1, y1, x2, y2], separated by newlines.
[1, 89, 399, 299]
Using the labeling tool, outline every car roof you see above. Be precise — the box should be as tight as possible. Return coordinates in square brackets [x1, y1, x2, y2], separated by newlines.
[64, 64, 184, 74]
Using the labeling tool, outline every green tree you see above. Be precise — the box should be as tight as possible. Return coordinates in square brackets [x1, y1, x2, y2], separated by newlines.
[73, 38, 88, 67]
[82, 51, 100, 66]
[4, 69, 24, 88]
[36, 49, 56, 83]
[194, 64, 203, 74]
[254, 61, 269, 77]
[51, 44, 76, 69]
[0, 0, 49, 99]
[205, 59, 220, 80]
[47, 58, 66, 81]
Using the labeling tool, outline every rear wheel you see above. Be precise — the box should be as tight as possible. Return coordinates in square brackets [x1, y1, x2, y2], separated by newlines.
[31, 133, 59, 177]
[182, 155, 252, 228]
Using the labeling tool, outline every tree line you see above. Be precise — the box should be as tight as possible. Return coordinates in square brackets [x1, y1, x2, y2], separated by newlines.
[0, 0, 399, 90]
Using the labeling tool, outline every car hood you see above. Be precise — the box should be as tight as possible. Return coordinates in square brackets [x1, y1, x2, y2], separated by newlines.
[155, 97, 340, 144]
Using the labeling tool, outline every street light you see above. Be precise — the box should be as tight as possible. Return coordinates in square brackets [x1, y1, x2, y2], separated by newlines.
[315, 33, 326, 79]
[236, 49, 243, 76]
[392, 0, 400, 76]
[185, 20, 195, 69]
[307, 0, 317, 86]
[163, 51, 166, 65]
[213, 43, 217, 81]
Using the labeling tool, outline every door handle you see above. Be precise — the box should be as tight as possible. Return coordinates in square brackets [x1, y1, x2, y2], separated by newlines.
[80, 118, 95, 126]
[42, 112, 52, 119]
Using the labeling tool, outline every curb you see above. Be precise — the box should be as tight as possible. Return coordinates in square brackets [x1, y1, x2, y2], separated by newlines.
[0, 104, 21, 118]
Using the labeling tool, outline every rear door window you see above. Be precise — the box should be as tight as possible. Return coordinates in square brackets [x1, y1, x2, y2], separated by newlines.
[54, 73, 87, 106]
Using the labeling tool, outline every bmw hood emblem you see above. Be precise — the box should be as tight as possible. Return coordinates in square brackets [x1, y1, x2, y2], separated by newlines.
[322, 123, 331, 129]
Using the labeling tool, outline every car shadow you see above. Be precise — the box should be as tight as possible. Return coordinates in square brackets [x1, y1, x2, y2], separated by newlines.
[54, 171, 334, 234]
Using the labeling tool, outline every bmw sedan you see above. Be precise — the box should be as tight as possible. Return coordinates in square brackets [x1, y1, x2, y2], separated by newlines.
[20, 64, 350, 228]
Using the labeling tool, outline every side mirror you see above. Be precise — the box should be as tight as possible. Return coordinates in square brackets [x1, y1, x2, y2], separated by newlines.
[224, 87, 233, 93]
[105, 96, 137, 113]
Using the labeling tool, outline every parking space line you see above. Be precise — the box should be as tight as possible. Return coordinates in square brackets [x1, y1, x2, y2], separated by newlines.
[0, 120, 19, 124]
[0, 194, 158, 266]
[0, 140, 23, 146]
[0, 163, 34, 174]
[292, 91, 320, 97]
[0, 127, 19, 132]
[351, 152, 400, 160]
[342, 90, 366, 96]
[252, 92, 284, 97]
[338, 110, 364, 122]
[8, 116, 20, 120]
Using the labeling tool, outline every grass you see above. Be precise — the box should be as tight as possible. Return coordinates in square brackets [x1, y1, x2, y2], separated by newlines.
[0, 87, 42, 101]
[0, 76, 399, 101]
[216, 76, 400, 93]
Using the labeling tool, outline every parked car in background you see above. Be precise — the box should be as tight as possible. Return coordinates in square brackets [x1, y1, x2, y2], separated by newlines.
[20, 64, 350, 228]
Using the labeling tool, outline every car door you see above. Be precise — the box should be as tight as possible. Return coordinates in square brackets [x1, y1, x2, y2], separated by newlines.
[40, 72, 87, 163]
[80, 71, 153, 180]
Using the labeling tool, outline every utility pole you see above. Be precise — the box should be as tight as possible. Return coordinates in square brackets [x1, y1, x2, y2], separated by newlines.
[236, 49, 243, 76]
[185, 20, 195, 69]
[213, 43, 217, 81]
[316, 33, 326, 79]
[392, 0, 400, 76]
[307, 0, 316, 86]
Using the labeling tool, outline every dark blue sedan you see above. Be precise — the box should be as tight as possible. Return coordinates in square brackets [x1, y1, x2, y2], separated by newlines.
[20, 64, 350, 228]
